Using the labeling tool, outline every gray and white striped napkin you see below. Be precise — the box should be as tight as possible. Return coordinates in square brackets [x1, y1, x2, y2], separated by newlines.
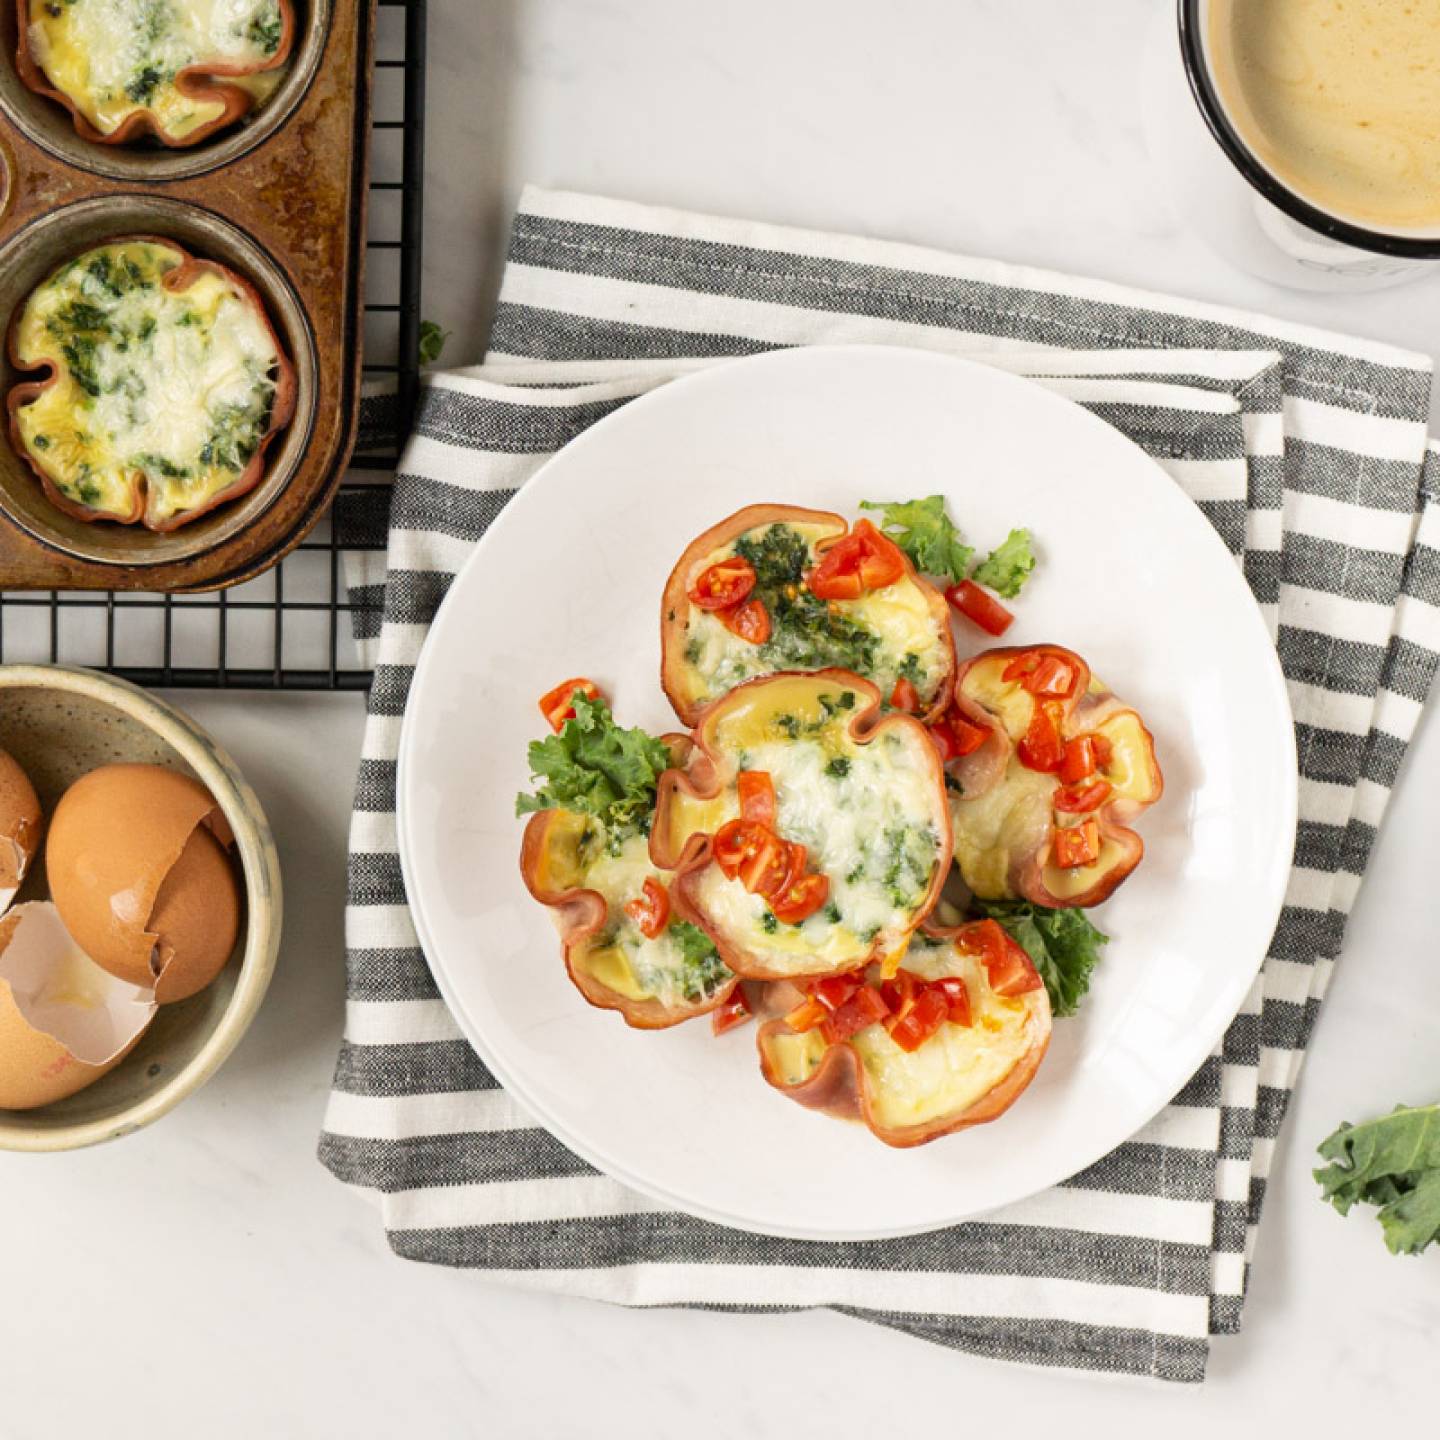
[321, 186, 1440, 1384]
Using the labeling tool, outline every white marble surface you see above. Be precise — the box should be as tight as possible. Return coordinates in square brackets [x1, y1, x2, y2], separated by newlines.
[5, 2, 1440, 1433]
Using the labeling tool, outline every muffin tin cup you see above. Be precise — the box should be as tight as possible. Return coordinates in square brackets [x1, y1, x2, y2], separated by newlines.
[0, 0, 372, 592]
[0, 0, 332, 182]
[0, 197, 318, 568]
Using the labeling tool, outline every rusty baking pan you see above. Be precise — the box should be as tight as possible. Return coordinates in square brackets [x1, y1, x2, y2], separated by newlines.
[0, 0, 374, 591]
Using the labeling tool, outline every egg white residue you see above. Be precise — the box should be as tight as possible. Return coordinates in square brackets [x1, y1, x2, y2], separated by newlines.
[0, 902, 155, 1063]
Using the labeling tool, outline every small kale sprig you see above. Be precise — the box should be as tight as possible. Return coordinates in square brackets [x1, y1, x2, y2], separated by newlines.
[972, 899, 1108, 1018]
[515, 694, 671, 836]
[861, 495, 1036, 597]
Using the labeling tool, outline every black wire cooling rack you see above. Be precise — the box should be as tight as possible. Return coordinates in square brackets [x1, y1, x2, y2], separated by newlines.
[0, 0, 425, 691]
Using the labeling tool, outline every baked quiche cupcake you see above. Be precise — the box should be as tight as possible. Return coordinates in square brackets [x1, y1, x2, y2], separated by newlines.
[6, 237, 296, 532]
[16, 0, 297, 147]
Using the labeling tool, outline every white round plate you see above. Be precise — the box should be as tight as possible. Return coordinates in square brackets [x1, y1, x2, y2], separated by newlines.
[397, 344, 1296, 1241]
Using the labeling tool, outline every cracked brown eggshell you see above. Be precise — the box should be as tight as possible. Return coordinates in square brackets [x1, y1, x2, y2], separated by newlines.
[0, 749, 42, 919]
[45, 764, 240, 1004]
[0, 902, 156, 1110]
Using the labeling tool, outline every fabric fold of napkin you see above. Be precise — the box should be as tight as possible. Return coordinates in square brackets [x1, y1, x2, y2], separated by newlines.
[321, 187, 1439, 1384]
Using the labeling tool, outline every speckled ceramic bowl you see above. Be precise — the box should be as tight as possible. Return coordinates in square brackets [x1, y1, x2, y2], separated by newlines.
[0, 664, 281, 1150]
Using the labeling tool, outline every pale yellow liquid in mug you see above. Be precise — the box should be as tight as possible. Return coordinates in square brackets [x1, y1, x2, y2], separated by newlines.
[1208, 0, 1440, 234]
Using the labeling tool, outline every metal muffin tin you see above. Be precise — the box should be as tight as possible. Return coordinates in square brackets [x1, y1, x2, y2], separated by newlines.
[0, 0, 373, 590]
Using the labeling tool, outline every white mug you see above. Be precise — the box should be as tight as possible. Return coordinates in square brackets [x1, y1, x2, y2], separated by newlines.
[1142, 1, 1439, 292]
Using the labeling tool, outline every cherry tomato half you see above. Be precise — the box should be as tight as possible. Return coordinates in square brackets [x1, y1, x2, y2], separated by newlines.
[688, 556, 757, 611]
[718, 598, 771, 645]
[807, 520, 906, 600]
[770, 870, 830, 925]
[712, 819, 772, 880]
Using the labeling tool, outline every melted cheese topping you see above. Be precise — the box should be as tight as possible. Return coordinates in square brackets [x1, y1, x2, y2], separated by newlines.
[679, 522, 950, 709]
[29, 0, 287, 140]
[959, 655, 1035, 736]
[690, 676, 948, 977]
[538, 814, 731, 1011]
[850, 941, 1036, 1130]
[1091, 710, 1161, 806]
[765, 1027, 827, 1087]
[1039, 833, 1131, 901]
[950, 760, 1055, 900]
[951, 658, 1051, 899]
[12, 241, 282, 526]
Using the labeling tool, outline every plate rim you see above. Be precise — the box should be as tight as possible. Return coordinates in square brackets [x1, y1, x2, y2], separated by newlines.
[396, 342, 1299, 1241]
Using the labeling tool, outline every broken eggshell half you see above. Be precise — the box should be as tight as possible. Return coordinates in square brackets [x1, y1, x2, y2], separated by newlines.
[0, 749, 42, 919]
[45, 763, 242, 1005]
[0, 902, 156, 1110]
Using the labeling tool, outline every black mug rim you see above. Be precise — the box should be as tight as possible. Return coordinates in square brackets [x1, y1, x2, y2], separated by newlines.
[1177, 0, 1440, 261]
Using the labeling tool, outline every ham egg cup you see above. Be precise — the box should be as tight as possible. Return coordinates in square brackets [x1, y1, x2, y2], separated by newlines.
[946, 644, 1163, 908]
[16, 0, 298, 148]
[7, 237, 297, 533]
[660, 504, 955, 728]
[651, 670, 952, 982]
[756, 918, 1052, 1148]
[520, 741, 740, 1029]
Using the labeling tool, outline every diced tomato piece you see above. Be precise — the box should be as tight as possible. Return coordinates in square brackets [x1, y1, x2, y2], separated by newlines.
[806, 567, 864, 601]
[962, 919, 1043, 997]
[774, 841, 809, 901]
[1002, 650, 1076, 699]
[718, 598, 771, 645]
[537, 677, 603, 732]
[1017, 704, 1066, 773]
[738, 830, 790, 899]
[945, 580, 1014, 637]
[1053, 780, 1112, 814]
[953, 714, 991, 755]
[890, 677, 920, 713]
[712, 819, 771, 880]
[737, 770, 776, 827]
[1059, 735, 1097, 784]
[806, 520, 905, 600]
[931, 711, 990, 761]
[711, 989, 752, 1036]
[770, 871, 830, 925]
[879, 968, 918, 1018]
[784, 997, 828, 1033]
[1091, 733, 1114, 769]
[1052, 818, 1101, 869]
[812, 974, 861, 1013]
[1025, 655, 1077, 699]
[688, 557, 756, 611]
[807, 537, 864, 600]
[852, 520, 906, 590]
[887, 986, 948, 1052]
[624, 877, 670, 940]
[930, 975, 972, 1027]
[826, 985, 891, 1043]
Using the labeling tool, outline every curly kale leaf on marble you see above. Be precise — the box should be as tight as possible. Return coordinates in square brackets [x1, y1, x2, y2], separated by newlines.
[1314, 1102, 1440, 1256]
